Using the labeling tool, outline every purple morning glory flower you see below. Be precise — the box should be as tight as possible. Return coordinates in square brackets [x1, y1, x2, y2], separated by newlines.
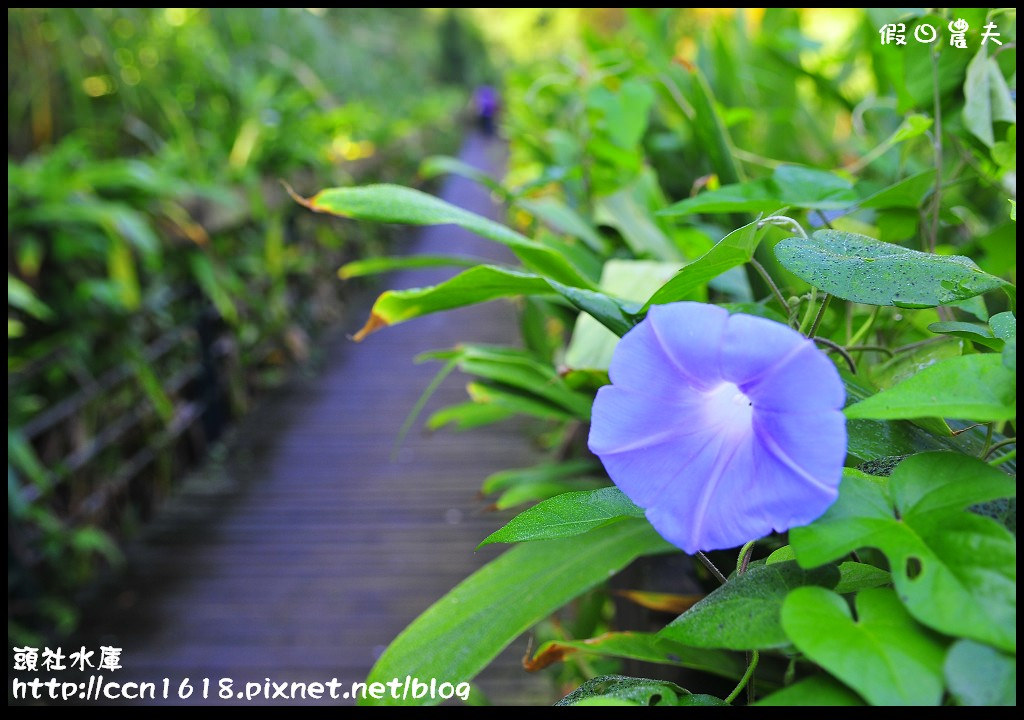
[588, 302, 847, 554]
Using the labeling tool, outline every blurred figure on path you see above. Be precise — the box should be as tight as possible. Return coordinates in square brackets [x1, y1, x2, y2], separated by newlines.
[474, 84, 499, 136]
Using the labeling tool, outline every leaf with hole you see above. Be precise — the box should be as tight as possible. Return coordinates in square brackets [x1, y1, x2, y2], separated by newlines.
[790, 453, 1016, 651]
[782, 587, 947, 706]
[774, 230, 1009, 307]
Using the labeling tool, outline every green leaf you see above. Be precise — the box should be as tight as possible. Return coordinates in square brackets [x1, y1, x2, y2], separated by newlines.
[565, 259, 682, 371]
[556, 675, 722, 707]
[480, 487, 644, 546]
[964, 47, 1017, 148]
[927, 321, 1003, 350]
[844, 354, 1016, 422]
[517, 197, 607, 253]
[7, 275, 53, 321]
[754, 675, 865, 706]
[659, 561, 839, 650]
[766, 547, 890, 593]
[944, 639, 1016, 706]
[300, 184, 595, 288]
[435, 344, 593, 419]
[989, 311, 1016, 371]
[774, 230, 1009, 308]
[834, 562, 891, 595]
[362, 521, 673, 706]
[425, 402, 514, 431]
[526, 631, 745, 679]
[466, 382, 578, 423]
[350, 265, 637, 341]
[338, 254, 482, 280]
[661, 165, 857, 216]
[419, 155, 507, 198]
[595, 185, 682, 260]
[858, 170, 936, 210]
[492, 479, 607, 511]
[791, 453, 1016, 651]
[781, 587, 946, 706]
[644, 220, 763, 307]
[481, 460, 598, 495]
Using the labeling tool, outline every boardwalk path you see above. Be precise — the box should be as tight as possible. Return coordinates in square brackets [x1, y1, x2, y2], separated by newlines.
[85, 133, 555, 705]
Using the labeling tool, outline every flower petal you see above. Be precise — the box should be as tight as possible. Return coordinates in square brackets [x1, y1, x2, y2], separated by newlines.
[744, 343, 846, 413]
[643, 302, 729, 391]
[608, 318, 701, 398]
[720, 312, 811, 386]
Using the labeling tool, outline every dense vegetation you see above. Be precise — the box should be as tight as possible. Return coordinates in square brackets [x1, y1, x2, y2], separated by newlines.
[8, 8, 486, 643]
[299, 8, 1016, 706]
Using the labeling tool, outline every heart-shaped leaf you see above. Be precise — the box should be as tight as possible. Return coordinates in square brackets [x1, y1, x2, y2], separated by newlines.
[781, 587, 947, 706]
[944, 639, 1016, 706]
[791, 454, 1016, 651]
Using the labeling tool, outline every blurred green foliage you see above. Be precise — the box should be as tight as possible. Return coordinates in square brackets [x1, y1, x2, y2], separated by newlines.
[8, 8, 489, 643]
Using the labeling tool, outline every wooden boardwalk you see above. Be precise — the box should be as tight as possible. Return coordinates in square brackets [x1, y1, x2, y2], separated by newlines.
[77, 133, 556, 705]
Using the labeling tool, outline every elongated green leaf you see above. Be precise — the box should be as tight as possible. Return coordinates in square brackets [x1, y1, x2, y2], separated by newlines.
[466, 381, 577, 423]
[857, 169, 936, 210]
[480, 487, 644, 546]
[8, 275, 53, 320]
[782, 588, 947, 706]
[659, 561, 839, 650]
[425, 402, 514, 431]
[362, 521, 674, 706]
[927, 321, 1003, 350]
[595, 186, 681, 260]
[754, 676, 865, 706]
[435, 345, 593, 419]
[492, 479, 607, 511]
[338, 254, 482, 280]
[481, 460, 598, 495]
[298, 184, 595, 288]
[791, 454, 1016, 651]
[845, 354, 1016, 422]
[350, 265, 637, 341]
[662, 165, 857, 216]
[775, 230, 1009, 307]
[517, 197, 607, 252]
[556, 675, 722, 707]
[645, 220, 763, 307]
[419, 155, 508, 197]
[527, 632, 744, 679]
[944, 639, 1016, 706]
[964, 47, 1017, 148]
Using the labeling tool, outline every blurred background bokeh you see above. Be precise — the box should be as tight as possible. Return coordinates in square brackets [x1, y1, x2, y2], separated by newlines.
[8, 8, 1015, 700]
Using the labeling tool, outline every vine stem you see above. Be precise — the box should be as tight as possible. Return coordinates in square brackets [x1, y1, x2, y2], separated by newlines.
[983, 437, 1017, 460]
[725, 651, 760, 705]
[736, 540, 756, 574]
[812, 337, 857, 375]
[989, 449, 1016, 466]
[808, 293, 832, 338]
[748, 259, 791, 320]
[695, 551, 728, 585]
